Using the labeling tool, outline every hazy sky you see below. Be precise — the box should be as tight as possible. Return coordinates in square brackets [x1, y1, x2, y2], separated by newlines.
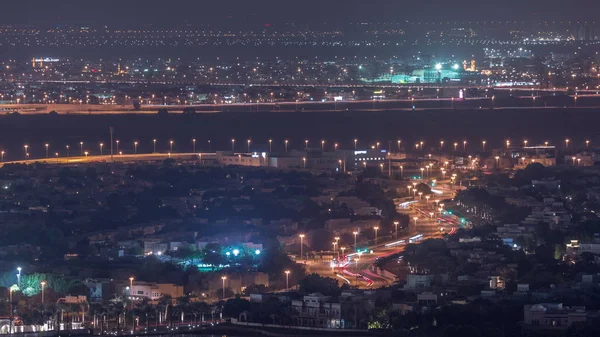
[1, 0, 597, 25]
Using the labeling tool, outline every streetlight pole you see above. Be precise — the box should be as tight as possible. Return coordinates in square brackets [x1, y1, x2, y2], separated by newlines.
[193, 139, 196, 153]
[247, 139, 251, 153]
[353, 231, 358, 252]
[153, 139, 157, 153]
[134, 141, 138, 154]
[41, 281, 46, 304]
[221, 276, 227, 299]
[285, 140, 289, 152]
[45, 144, 49, 158]
[80, 142, 83, 156]
[374, 226, 379, 245]
[285, 270, 290, 289]
[299, 234, 305, 261]
[170, 140, 174, 153]
[394, 221, 399, 239]
[231, 139, 235, 152]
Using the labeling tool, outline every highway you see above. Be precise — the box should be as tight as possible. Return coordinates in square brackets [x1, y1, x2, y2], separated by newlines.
[0, 152, 217, 167]
[2, 94, 600, 115]
[305, 178, 462, 289]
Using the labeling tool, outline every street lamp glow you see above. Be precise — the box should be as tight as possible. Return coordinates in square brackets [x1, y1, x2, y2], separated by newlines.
[435, 63, 442, 70]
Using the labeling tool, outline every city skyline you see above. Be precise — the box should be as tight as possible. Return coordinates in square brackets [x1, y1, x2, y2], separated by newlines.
[1, 0, 599, 25]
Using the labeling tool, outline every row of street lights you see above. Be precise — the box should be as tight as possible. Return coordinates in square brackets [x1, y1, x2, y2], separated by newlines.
[10, 137, 595, 161]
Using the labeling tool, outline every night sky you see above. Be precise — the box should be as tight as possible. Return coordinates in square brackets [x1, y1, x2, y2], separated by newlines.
[0, 0, 597, 26]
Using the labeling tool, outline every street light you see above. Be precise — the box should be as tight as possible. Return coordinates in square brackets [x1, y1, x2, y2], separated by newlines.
[41, 281, 46, 304]
[24, 145, 28, 159]
[299, 234, 305, 261]
[303, 157, 306, 168]
[463, 140, 467, 151]
[45, 143, 49, 158]
[285, 140, 289, 152]
[193, 138, 196, 153]
[524, 140, 528, 147]
[453, 142, 458, 151]
[153, 139, 157, 153]
[116, 140, 120, 154]
[321, 140, 325, 152]
[99, 143, 104, 156]
[268, 139, 272, 152]
[374, 226, 379, 245]
[565, 138, 569, 149]
[355, 139, 358, 150]
[170, 140, 174, 153]
[353, 231, 358, 252]
[586, 140, 590, 148]
[482, 140, 486, 152]
[305, 140, 309, 149]
[413, 217, 418, 227]
[247, 139, 251, 153]
[221, 276, 227, 299]
[285, 270, 290, 289]
[1, 151, 4, 162]
[80, 142, 83, 156]
[231, 138, 235, 152]
[134, 141, 138, 154]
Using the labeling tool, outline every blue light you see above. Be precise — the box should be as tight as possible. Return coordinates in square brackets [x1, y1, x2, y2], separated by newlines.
[233, 249, 240, 256]
[255, 249, 261, 255]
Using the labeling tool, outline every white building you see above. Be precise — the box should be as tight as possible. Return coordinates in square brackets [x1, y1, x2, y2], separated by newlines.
[291, 293, 343, 328]
[524, 303, 587, 331]
[128, 282, 184, 301]
[405, 274, 433, 289]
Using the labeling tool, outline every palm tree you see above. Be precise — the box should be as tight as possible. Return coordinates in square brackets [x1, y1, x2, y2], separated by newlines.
[158, 295, 172, 327]
[176, 295, 191, 326]
[108, 296, 126, 333]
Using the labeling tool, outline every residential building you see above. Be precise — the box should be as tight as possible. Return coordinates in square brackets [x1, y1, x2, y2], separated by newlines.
[523, 303, 588, 331]
[291, 293, 343, 328]
[128, 282, 184, 301]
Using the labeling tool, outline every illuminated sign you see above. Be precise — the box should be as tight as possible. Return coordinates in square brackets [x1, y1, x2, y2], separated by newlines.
[33, 58, 60, 62]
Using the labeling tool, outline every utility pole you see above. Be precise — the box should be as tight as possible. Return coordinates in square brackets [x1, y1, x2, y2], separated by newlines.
[109, 126, 114, 162]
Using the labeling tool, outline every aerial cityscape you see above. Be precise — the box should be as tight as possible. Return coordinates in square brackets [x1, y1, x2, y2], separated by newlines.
[2, 1, 600, 337]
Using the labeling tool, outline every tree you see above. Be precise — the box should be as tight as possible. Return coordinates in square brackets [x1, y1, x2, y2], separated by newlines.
[222, 296, 251, 318]
[298, 273, 341, 297]
[243, 284, 270, 296]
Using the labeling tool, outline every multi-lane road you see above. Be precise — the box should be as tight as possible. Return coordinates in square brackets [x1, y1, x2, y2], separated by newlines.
[306, 179, 462, 289]
[0, 152, 216, 167]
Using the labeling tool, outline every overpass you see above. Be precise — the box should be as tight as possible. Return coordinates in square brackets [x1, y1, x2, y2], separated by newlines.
[0, 152, 217, 167]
